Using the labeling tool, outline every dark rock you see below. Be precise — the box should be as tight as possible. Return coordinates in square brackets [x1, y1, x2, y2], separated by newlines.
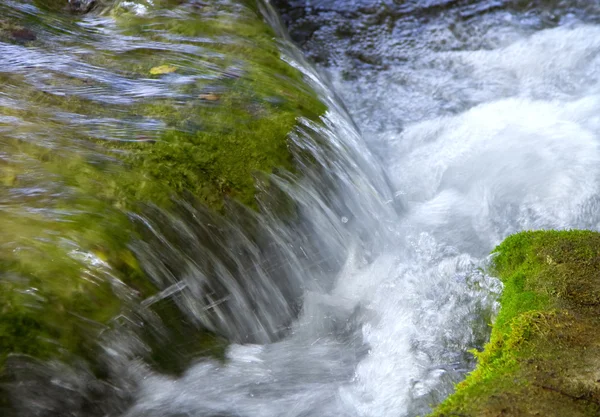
[10, 28, 36, 42]
[68, 0, 96, 14]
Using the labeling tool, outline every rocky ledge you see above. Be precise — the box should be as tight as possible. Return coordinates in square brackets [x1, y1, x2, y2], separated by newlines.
[430, 230, 600, 416]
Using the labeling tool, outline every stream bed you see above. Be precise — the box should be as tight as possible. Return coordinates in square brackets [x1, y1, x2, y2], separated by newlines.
[2, 0, 600, 416]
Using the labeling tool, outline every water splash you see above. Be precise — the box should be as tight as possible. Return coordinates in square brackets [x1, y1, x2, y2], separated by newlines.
[4, 1, 600, 417]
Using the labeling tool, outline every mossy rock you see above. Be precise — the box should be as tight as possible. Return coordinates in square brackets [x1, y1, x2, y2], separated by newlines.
[0, 0, 325, 389]
[429, 230, 600, 417]
[99, 0, 326, 211]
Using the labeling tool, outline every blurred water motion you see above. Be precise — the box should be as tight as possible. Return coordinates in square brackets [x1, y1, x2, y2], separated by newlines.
[3, 0, 600, 417]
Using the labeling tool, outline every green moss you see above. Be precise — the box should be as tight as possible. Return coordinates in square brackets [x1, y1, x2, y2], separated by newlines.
[0, 194, 135, 368]
[429, 230, 600, 417]
[100, 0, 326, 210]
[1, 0, 326, 211]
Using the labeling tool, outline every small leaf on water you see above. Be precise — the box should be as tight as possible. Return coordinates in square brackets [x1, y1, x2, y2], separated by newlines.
[150, 65, 177, 75]
[199, 93, 220, 101]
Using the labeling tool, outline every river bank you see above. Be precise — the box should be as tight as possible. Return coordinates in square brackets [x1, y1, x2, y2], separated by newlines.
[430, 230, 600, 416]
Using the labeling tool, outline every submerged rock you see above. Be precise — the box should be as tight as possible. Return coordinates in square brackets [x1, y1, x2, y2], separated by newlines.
[10, 28, 36, 42]
[0, 0, 326, 413]
[430, 230, 600, 416]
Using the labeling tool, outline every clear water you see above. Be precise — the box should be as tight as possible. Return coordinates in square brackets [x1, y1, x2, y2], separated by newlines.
[127, 3, 600, 417]
[5, 1, 600, 416]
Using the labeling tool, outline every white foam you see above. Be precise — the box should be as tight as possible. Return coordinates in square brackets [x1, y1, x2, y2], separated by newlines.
[128, 21, 600, 417]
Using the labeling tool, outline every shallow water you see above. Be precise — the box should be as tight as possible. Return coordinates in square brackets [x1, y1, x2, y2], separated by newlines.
[3, 0, 600, 416]
[278, 1, 600, 414]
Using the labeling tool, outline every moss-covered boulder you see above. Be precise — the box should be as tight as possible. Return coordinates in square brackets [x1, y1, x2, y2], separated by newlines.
[0, 0, 325, 391]
[429, 230, 600, 417]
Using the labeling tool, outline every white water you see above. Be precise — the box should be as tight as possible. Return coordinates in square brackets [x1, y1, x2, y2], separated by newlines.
[126, 12, 600, 417]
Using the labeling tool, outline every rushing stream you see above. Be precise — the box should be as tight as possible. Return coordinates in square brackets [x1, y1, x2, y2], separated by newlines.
[3, 0, 600, 416]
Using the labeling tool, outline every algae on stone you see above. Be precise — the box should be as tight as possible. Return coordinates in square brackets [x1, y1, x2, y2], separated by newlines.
[429, 230, 600, 417]
[98, 0, 326, 211]
[0, 0, 325, 385]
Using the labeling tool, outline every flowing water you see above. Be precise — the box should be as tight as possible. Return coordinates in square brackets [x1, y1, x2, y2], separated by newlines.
[3, 0, 600, 416]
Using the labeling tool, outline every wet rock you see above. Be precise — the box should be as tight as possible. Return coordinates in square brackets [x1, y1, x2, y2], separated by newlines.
[0, 0, 327, 404]
[10, 28, 36, 42]
[68, 0, 97, 13]
[430, 231, 600, 417]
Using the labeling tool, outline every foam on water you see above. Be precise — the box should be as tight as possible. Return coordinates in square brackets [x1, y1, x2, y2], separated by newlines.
[126, 16, 600, 417]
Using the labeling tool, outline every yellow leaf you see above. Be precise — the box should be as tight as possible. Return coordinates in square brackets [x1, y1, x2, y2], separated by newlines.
[150, 65, 177, 75]
[199, 93, 220, 101]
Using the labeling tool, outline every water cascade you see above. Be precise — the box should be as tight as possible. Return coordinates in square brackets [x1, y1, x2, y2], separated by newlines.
[2, 0, 600, 416]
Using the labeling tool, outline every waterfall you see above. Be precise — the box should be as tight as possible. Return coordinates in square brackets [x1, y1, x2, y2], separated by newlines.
[3, 1, 600, 416]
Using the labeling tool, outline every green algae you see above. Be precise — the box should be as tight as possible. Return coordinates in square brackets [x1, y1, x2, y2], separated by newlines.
[103, 2, 326, 210]
[2, 0, 326, 211]
[0, 151, 142, 369]
[0, 0, 326, 386]
[429, 230, 600, 417]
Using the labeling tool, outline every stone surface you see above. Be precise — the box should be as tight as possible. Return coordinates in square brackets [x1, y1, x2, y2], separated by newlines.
[430, 230, 600, 417]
